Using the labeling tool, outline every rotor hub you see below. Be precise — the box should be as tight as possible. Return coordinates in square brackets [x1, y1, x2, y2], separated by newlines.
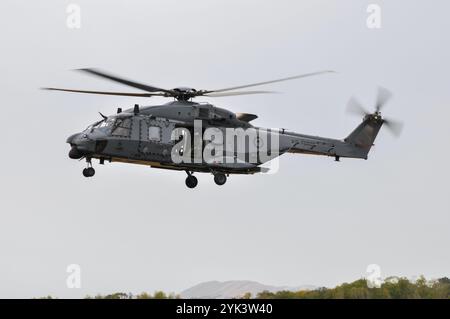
[365, 112, 383, 122]
[171, 87, 200, 100]
[373, 111, 382, 121]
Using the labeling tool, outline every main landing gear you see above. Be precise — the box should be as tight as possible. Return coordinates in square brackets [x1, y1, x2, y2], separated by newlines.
[184, 171, 228, 188]
[82, 158, 95, 178]
[185, 171, 198, 189]
[213, 173, 227, 186]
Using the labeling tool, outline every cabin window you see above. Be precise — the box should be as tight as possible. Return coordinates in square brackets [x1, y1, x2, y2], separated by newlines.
[148, 126, 161, 142]
[198, 108, 209, 118]
[111, 118, 132, 137]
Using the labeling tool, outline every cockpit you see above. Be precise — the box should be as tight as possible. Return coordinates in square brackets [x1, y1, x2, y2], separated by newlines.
[86, 116, 133, 137]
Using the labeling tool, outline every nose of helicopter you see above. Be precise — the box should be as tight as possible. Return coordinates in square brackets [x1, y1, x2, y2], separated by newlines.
[66, 132, 95, 159]
[66, 133, 80, 145]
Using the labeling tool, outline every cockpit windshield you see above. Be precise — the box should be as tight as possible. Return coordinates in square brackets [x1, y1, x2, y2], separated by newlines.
[98, 118, 115, 128]
[85, 116, 132, 137]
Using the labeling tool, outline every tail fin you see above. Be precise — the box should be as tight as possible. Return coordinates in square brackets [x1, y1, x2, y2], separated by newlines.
[344, 116, 383, 158]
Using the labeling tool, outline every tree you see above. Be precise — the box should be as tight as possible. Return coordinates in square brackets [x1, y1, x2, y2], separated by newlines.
[152, 291, 167, 299]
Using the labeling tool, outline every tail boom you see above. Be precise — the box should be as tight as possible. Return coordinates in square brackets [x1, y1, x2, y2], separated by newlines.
[279, 116, 384, 160]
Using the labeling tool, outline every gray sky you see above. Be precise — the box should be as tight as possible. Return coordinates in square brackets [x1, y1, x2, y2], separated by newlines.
[0, 0, 449, 298]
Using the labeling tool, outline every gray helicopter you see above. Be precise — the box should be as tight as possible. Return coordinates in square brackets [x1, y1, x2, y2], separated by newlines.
[43, 68, 402, 188]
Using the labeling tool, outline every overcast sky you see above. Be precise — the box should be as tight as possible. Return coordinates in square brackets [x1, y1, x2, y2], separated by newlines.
[0, 0, 449, 298]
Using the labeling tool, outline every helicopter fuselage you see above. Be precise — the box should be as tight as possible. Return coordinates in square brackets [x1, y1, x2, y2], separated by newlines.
[67, 100, 376, 182]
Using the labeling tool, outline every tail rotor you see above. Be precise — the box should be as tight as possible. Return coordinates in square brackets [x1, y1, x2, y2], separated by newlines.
[346, 86, 403, 137]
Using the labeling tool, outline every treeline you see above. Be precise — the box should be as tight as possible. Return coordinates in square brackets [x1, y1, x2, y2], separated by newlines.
[255, 277, 450, 299]
[37, 291, 180, 299]
[85, 291, 180, 299]
[37, 276, 450, 299]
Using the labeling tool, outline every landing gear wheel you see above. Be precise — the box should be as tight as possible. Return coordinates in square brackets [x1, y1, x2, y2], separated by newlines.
[213, 173, 227, 186]
[185, 175, 198, 189]
[82, 167, 95, 178]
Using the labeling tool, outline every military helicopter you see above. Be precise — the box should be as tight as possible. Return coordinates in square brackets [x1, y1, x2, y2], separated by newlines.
[43, 68, 402, 188]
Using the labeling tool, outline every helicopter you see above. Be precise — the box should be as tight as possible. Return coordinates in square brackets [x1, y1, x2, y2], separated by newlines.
[43, 68, 402, 188]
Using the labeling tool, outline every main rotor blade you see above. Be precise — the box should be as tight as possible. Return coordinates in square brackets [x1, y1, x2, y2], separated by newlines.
[383, 117, 404, 137]
[203, 90, 277, 97]
[347, 97, 369, 116]
[42, 87, 164, 97]
[77, 68, 174, 95]
[205, 70, 335, 94]
[375, 86, 393, 112]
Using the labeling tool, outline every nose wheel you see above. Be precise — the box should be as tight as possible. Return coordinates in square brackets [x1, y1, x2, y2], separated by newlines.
[82, 167, 95, 177]
[82, 159, 95, 178]
[185, 171, 198, 189]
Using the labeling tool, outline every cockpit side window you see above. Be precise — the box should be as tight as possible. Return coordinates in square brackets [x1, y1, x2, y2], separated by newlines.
[111, 118, 132, 137]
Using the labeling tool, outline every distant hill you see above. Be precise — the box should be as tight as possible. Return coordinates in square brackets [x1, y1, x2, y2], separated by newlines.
[180, 280, 316, 299]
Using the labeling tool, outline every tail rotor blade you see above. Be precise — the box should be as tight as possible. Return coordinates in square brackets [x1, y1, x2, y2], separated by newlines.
[347, 97, 369, 116]
[383, 117, 404, 137]
[375, 86, 393, 112]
